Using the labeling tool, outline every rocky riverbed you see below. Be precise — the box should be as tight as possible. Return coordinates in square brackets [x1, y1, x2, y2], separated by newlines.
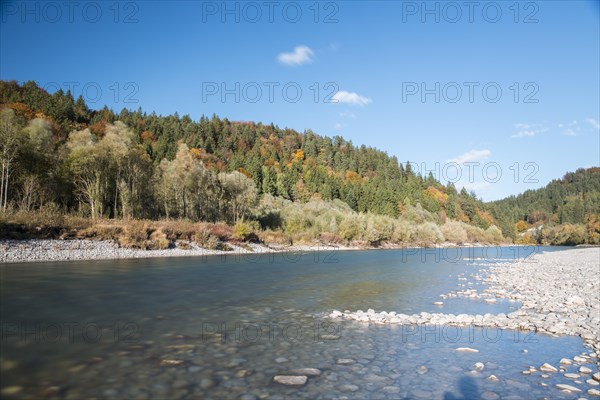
[328, 247, 600, 397]
[0, 239, 351, 263]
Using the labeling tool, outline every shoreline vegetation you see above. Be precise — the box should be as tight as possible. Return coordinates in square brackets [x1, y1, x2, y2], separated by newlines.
[0, 205, 510, 263]
[1, 81, 599, 259]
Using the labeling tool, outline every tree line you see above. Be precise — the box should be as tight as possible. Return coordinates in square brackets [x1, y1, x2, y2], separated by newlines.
[1, 80, 598, 245]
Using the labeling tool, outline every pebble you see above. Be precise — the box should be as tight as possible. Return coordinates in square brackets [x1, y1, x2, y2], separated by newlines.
[160, 359, 184, 367]
[1, 387, 22, 396]
[594, 372, 600, 382]
[275, 357, 288, 363]
[200, 378, 216, 389]
[588, 379, 600, 386]
[473, 362, 485, 371]
[580, 366, 593, 374]
[382, 386, 400, 394]
[235, 369, 252, 378]
[290, 368, 322, 376]
[565, 373, 580, 379]
[556, 384, 582, 393]
[273, 375, 307, 386]
[456, 347, 479, 353]
[487, 375, 499, 382]
[540, 363, 558, 372]
[417, 365, 428, 374]
[481, 391, 499, 400]
[336, 358, 356, 365]
[561, 358, 573, 365]
[589, 388, 600, 396]
[339, 384, 359, 392]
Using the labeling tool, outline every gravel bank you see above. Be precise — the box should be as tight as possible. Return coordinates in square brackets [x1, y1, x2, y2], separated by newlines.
[0, 239, 353, 263]
[328, 247, 600, 396]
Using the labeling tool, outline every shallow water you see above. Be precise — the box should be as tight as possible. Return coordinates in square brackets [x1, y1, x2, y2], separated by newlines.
[0, 246, 595, 399]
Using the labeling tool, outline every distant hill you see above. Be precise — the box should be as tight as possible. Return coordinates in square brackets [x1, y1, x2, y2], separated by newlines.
[490, 168, 600, 244]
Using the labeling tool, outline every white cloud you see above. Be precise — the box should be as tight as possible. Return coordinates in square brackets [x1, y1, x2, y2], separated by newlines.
[277, 45, 314, 66]
[559, 120, 580, 136]
[332, 91, 372, 106]
[339, 110, 356, 119]
[334, 122, 342, 130]
[511, 122, 547, 138]
[511, 130, 537, 138]
[448, 149, 491, 164]
[585, 118, 600, 130]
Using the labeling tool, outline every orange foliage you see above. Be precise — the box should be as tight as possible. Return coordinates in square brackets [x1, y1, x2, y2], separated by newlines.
[516, 220, 529, 232]
[293, 149, 304, 162]
[89, 120, 107, 137]
[238, 167, 252, 178]
[4, 103, 35, 119]
[344, 170, 363, 184]
[476, 209, 495, 226]
[190, 148, 203, 159]
[424, 186, 448, 205]
[141, 130, 155, 143]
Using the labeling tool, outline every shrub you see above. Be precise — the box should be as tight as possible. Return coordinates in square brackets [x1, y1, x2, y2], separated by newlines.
[149, 228, 171, 250]
[319, 232, 342, 244]
[440, 221, 468, 243]
[412, 222, 444, 245]
[233, 221, 253, 241]
[78, 224, 123, 241]
[118, 220, 152, 249]
[391, 219, 415, 243]
[194, 227, 220, 249]
[485, 225, 504, 243]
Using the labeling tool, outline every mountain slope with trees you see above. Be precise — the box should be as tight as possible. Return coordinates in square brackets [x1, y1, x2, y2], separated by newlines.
[0, 80, 597, 247]
[489, 168, 600, 245]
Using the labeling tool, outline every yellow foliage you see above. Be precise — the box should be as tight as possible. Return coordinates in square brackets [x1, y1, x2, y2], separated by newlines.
[516, 220, 529, 232]
[424, 186, 448, 205]
[293, 149, 304, 162]
[344, 170, 362, 183]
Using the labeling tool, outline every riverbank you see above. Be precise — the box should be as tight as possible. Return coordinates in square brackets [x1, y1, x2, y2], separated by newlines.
[0, 239, 360, 263]
[0, 238, 500, 264]
[328, 247, 600, 396]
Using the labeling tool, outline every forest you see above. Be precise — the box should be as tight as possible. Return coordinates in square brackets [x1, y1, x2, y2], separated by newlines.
[0, 80, 598, 248]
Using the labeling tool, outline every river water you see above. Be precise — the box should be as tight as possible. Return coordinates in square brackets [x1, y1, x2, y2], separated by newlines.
[0, 246, 594, 399]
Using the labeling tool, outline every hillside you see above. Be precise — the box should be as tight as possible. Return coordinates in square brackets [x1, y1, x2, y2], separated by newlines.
[0, 80, 597, 246]
[489, 168, 600, 245]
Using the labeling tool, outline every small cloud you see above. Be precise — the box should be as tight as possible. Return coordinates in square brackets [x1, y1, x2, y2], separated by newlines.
[511, 122, 547, 138]
[334, 122, 343, 130]
[511, 130, 537, 138]
[332, 90, 372, 106]
[277, 45, 314, 66]
[515, 123, 531, 130]
[559, 120, 580, 136]
[339, 110, 356, 119]
[585, 118, 600, 130]
[448, 149, 491, 164]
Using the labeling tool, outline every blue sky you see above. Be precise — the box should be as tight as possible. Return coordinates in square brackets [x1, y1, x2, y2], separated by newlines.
[1, 0, 599, 200]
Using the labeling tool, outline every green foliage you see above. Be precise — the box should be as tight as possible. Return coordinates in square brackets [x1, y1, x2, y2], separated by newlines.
[2, 80, 596, 246]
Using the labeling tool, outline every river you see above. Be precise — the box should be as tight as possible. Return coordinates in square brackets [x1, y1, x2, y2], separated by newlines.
[0, 246, 590, 399]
